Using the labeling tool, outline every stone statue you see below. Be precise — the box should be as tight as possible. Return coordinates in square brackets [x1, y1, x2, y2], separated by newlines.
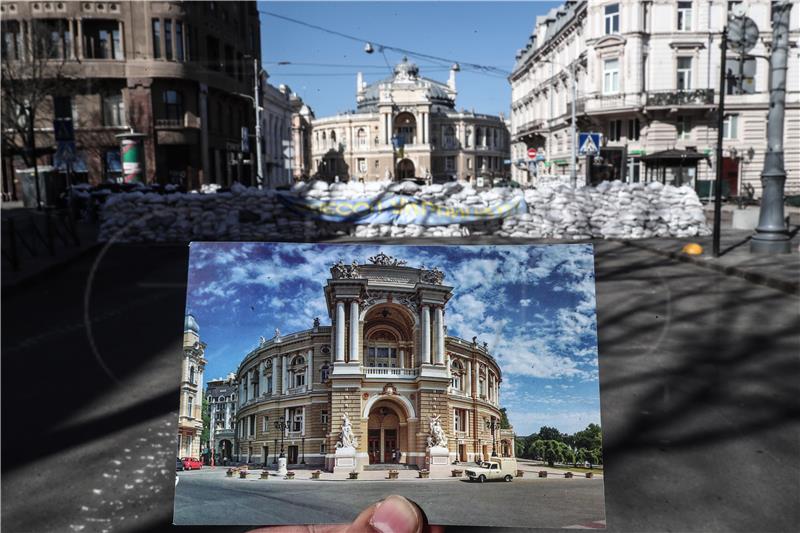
[426, 414, 448, 448]
[420, 266, 445, 285]
[472, 336, 477, 345]
[368, 252, 407, 267]
[336, 413, 358, 449]
[274, 328, 281, 338]
[259, 336, 266, 346]
[331, 259, 360, 279]
[313, 317, 321, 328]
[483, 341, 488, 350]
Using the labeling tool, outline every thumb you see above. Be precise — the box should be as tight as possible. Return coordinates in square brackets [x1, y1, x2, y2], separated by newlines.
[348, 495, 423, 533]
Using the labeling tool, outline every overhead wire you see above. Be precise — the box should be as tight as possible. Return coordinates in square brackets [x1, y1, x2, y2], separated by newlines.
[259, 9, 512, 78]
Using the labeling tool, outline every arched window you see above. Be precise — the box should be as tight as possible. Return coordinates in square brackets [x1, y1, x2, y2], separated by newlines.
[320, 361, 330, 383]
[366, 330, 399, 367]
[321, 131, 326, 150]
[451, 359, 464, 390]
[357, 127, 367, 147]
[330, 131, 336, 149]
[218, 396, 225, 402]
[290, 355, 306, 388]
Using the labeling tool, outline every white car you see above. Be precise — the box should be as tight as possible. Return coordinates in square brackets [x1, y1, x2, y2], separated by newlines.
[465, 458, 517, 483]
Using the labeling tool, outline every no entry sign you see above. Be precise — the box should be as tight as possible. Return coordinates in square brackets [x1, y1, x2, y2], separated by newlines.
[527, 148, 537, 160]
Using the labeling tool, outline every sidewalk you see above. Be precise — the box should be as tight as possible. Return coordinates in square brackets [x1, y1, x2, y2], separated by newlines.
[1, 204, 100, 291]
[617, 228, 800, 295]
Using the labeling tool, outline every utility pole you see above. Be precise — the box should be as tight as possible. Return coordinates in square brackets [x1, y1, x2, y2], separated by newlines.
[751, 0, 793, 254]
[253, 57, 264, 189]
[570, 61, 578, 189]
[713, 28, 728, 258]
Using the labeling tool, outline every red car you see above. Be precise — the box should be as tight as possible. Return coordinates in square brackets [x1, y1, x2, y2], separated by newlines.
[181, 457, 203, 470]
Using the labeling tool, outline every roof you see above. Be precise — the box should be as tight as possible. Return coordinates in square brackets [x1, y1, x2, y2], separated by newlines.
[357, 57, 455, 112]
[184, 314, 199, 334]
[641, 149, 710, 166]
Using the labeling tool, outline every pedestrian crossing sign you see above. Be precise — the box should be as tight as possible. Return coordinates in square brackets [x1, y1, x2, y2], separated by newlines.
[578, 132, 601, 156]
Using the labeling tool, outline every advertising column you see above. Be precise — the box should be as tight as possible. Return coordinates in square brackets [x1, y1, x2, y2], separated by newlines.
[116, 132, 148, 183]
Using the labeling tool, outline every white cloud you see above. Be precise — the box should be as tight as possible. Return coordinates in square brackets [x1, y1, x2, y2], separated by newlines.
[520, 299, 531, 307]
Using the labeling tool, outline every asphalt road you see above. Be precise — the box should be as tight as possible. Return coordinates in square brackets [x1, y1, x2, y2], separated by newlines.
[174, 471, 605, 528]
[2, 237, 799, 533]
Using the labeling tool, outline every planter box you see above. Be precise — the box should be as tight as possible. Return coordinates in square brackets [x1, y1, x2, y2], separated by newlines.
[451, 469, 463, 477]
[388, 471, 399, 480]
[226, 469, 234, 477]
[516, 470, 524, 478]
[285, 473, 295, 479]
[260, 471, 270, 479]
[348, 472, 359, 480]
[311, 471, 321, 480]
[564, 472, 573, 478]
[585, 472, 593, 478]
[538, 471, 548, 478]
[418, 471, 430, 479]
[239, 471, 248, 479]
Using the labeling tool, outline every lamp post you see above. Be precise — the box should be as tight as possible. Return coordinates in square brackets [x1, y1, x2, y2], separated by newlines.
[301, 437, 306, 464]
[239, 55, 265, 189]
[274, 417, 289, 458]
[273, 438, 278, 465]
[485, 417, 499, 457]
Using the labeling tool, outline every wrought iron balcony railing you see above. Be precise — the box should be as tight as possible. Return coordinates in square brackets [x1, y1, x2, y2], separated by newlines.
[646, 89, 715, 107]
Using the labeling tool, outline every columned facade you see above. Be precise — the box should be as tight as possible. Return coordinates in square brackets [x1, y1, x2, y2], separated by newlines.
[233, 254, 513, 470]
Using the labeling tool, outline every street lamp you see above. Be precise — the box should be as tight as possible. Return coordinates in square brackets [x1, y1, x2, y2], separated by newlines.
[301, 437, 306, 464]
[274, 417, 290, 458]
[242, 54, 265, 189]
[485, 417, 499, 457]
[273, 438, 278, 465]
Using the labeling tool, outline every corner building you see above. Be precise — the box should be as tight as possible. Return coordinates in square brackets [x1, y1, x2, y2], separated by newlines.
[234, 255, 514, 471]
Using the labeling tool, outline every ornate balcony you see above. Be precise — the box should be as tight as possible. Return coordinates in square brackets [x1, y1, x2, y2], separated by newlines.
[362, 367, 419, 379]
[646, 89, 715, 108]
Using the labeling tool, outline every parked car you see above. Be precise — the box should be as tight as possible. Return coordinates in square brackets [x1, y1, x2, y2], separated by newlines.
[465, 458, 518, 483]
[176, 457, 184, 471]
[181, 457, 203, 470]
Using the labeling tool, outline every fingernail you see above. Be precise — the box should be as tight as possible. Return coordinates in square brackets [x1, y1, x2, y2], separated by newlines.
[369, 495, 420, 533]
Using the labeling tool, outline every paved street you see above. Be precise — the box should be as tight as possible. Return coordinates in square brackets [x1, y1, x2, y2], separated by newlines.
[174, 469, 605, 528]
[2, 237, 798, 532]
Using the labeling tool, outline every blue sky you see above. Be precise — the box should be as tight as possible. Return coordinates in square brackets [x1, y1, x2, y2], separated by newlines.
[260, 1, 561, 117]
[185, 243, 601, 436]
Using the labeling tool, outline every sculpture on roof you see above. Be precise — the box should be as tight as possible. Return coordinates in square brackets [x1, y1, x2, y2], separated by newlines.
[331, 259, 360, 279]
[368, 252, 408, 267]
[420, 266, 445, 285]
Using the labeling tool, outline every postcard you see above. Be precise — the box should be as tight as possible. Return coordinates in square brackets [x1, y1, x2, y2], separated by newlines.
[174, 243, 605, 529]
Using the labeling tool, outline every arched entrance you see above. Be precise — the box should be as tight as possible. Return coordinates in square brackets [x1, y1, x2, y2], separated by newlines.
[396, 159, 415, 180]
[367, 401, 407, 464]
[218, 439, 233, 461]
[393, 112, 416, 145]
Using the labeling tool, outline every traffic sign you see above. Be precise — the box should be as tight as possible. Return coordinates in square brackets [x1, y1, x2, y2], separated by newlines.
[727, 16, 759, 53]
[527, 148, 537, 160]
[578, 132, 601, 156]
[536, 148, 546, 161]
[55, 140, 77, 163]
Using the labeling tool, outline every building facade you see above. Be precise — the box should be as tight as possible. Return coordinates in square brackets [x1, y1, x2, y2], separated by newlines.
[509, 0, 800, 196]
[179, 314, 206, 459]
[1, 0, 261, 192]
[233, 254, 514, 470]
[206, 373, 237, 463]
[309, 58, 511, 184]
[260, 73, 314, 187]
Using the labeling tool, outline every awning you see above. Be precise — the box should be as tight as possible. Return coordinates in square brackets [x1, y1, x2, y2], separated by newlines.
[641, 148, 710, 167]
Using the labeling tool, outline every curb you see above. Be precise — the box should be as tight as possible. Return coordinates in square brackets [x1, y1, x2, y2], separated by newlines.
[2, 242, 103, 295]
[617, 239, 800, 296]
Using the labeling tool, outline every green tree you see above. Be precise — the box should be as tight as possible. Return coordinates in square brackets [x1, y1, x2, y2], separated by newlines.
[574, 423, 602, 451]
[562, 446, 575, 466]
[538, 426, 563, 442]
[499, 408, 512, 429]
[532, 439, 547, 461]
[575, 448, 586, 467]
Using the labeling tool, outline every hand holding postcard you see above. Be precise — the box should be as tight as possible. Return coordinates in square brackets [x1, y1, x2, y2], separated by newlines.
[174, 243, 605, 529]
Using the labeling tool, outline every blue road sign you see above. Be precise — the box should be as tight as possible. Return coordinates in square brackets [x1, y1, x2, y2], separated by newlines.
[578, 132, 601, 156]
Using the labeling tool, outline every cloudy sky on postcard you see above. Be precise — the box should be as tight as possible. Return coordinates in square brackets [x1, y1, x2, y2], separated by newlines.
[186, 243, 600, 436]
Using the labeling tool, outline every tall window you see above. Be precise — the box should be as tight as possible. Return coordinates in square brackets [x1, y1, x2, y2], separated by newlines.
[102, 92, 125, 127]
[358, 158, 367, 173]
[366, 330, 398, 367]
[627, 118, 640, 141]
[262, 415, 269, 432]
[152, 19, 161, 58]
[677, 116, 691, 140]
[187, 396, 194, 417]
[290, 356, 306, 388]
[189, 366, 195, 385]
[175, 21, 184, 61]
[454, 409, 466, 432]
[444, 126, 456, 148]
[249, 414, 256, 436]
[163, 90, 183, 122]
[445, 156, 455, 171]
[164, 20, 173, 60]
[356, 128, 367, 147]
[1, 21, 24, 61]
[320, 363, 330, 383]
[677, 1, 693, 31]
[722, 114, 739, 139]
[603, 58, 620, 94]
[604, 4, 620, 35]
[609, 120, 622, 142]
[676, 57, 692, 90]
[321, 409, 329, 425]
[83, 20, 122, 59]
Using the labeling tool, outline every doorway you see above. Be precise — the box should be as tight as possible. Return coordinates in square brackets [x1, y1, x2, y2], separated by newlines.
[384, 429, 397, 463]
[368, 430, 380, 464]
[458, 444, 467, 462]
[722, 156, 739, 196]
[287, 445, 299, 465]
[396, 159, 415, 180]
